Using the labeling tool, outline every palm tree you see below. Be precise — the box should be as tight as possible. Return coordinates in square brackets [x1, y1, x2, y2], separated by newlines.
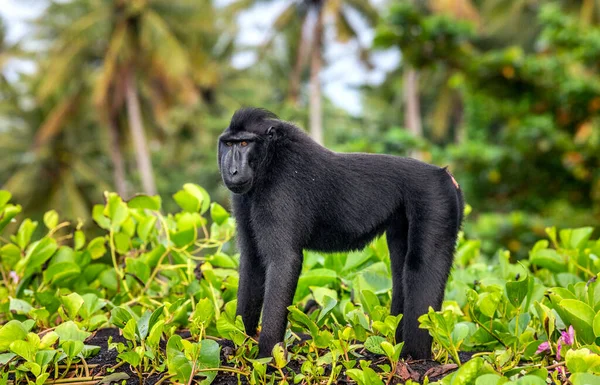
[37, 0, 206, 196]
[259, 0, 379, 144]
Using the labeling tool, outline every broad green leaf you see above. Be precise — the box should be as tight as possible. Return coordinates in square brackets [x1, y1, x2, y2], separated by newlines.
[9, 298, 33, 315]
[364, 335, 386, 355]
[317, 295, 338, 324]
[10, 340, 35, 362]
[0, 321, 28, 351]
[61, 340, 84, 358]
[594, 312, 600, 338]
[43, 261, 81, 285]
[166, 335, 192, 382]
[43, 210, 59, 230]
[40, 332, 59, 350]
[514, 375, 547, 385]
[210, 203, 229, 225]
[23, 238, 58, 276]
[104, 193, 129, 231]
[0, 191, 11, 210]
[570, 373, 600, 385]
[80, 294, 106, 320]
[92, 205, 111, 230]
[566, 348, 600, 374]
[61, 293, 84, 320]
[272, 343, 287, 369]
[87, 237, 106, 259]
[506, 276, 530, 308]
[74, 230, 85, 251]
[173, 190, 200, 212]
[128, 194, 162, 211]
[183, 184, 211, 214]
[560, 299, 596, 344]
[15, 219, 38, 250]
[118, 351, 141, 367]
[55, 321, 91, 343]
[0, 204, 21, 234]
[475, 374, 506, 385]
[529, 249, 566, 272]
[560, 227, 594, 249]
[137, 216, 157, 243]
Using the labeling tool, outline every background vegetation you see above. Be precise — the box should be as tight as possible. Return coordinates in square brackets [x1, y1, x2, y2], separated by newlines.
[1, 0, 599, 256]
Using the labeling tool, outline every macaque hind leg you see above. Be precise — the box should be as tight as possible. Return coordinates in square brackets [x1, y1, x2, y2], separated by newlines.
[387, 212, 409, 341]
[401, 216, 456, 359]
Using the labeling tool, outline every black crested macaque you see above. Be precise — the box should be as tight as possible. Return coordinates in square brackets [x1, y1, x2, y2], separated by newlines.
[217, 108, 464, 360]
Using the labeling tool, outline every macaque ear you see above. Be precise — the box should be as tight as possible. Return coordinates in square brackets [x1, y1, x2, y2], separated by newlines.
[266, 125, 281, 140]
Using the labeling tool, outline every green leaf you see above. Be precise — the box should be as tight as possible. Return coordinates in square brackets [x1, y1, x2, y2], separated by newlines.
[183, 184, 211, 214]
[0, 204, 22, 234]
[475, 374, 506, 385]
[137, 216, 157, 243]
[506, 276, 530, 308]
[55, 321, 91, 343]
[514, 375, 547, 385]
[92, 205, 111, 230]
[272, 343, 288, 369]
[173, 190, 200, 212]
[43, 262, 81, 285]
[0, 321, 28, 351]
[10, 340, 36, 362]
[210, 203, 229, 225]
[60, 293, 84, 320]
[364, 336, 386, 355]
[560, 227, 594, 249]
[87, 237, 106, 260]
[40, 332, 59, 350]
[128, 194, 162, 211]
[62, 340, 84, 358]
[594, 312, 600, 338]
[196, 339, 220, 385]
[104, 193, 129, 231]
[566, 348, 600, 374]
[570, 373, 600, 385]
[118, 351, 141, 367]
[0, 191, 11, 210]
[167, 335, 192, 382]
[559, 299, 596, 344]
[317, 295, 338, 325]
[9, 298, 33, 315]
[529, 249, 566, 272]
[74, 230, 85, 251]
[43, 210, 59, 230]
[15, 219, 38, 250]
[23, 238, 58, 276]
[451, 357, 484, 385]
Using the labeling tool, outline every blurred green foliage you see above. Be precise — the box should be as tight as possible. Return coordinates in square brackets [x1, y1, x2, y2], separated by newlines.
[0, 0, 599, 256]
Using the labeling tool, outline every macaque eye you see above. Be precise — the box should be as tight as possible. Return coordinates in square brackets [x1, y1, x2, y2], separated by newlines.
[241, 141, 248, 147]
[226, 142, 233, 147]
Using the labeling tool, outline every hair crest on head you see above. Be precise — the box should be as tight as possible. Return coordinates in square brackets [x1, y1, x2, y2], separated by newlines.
[229, 107, 279, 133]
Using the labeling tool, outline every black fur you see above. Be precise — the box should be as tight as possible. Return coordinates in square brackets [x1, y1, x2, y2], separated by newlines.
[218, 107, 464, 359]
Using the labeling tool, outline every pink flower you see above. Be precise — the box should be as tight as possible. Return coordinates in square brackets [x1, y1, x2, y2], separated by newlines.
[9, 271, 19, 284]
[536, 341, 550, 354]
[556, 325, 575, 360]
[561, 326, 575, 346]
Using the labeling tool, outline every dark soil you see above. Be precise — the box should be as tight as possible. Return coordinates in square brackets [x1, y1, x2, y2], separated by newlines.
[82, 328, 473, 384]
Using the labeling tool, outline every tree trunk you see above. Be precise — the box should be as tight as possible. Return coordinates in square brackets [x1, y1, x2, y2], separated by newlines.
[107, 116, 128, 197]
[309, 6, 324, 145]
[403, 67, 423, 160]
[124, 69, 157, 195]
[288, 15, 312, 105]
